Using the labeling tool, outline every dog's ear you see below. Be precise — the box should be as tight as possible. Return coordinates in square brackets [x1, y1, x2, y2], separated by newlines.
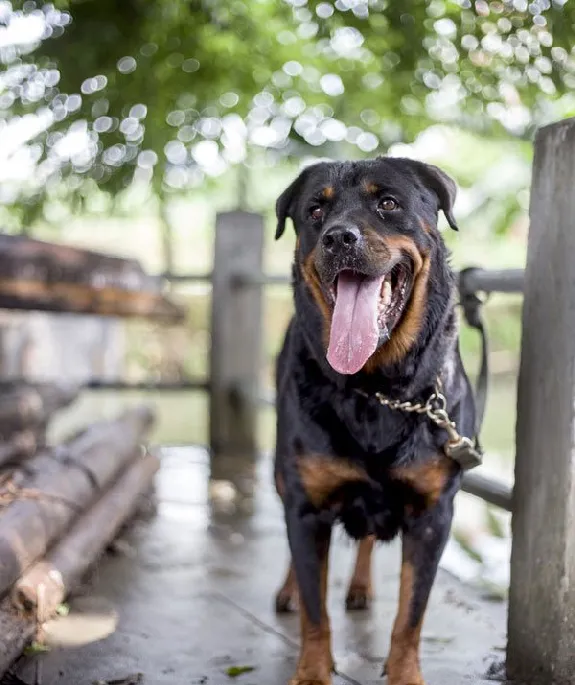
[275, 164, 324, 240]
[412, 161, 459, 231]
[275, 178, 297, 240]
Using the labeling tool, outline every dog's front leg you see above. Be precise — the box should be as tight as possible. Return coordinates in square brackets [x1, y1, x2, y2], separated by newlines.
[285, 504, 334, 685]
[386, 496, 454, 685]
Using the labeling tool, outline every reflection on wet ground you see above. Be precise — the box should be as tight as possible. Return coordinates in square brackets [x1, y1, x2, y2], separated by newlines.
[9, 446, 508, 685]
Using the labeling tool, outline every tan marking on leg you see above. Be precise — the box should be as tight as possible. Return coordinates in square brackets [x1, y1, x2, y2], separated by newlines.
[290, 536, 333, 685]
[346, 535, 376, 610]
[386, 560, 425, 685]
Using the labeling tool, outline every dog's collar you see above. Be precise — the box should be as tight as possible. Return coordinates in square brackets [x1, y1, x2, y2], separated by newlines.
[355, 379, 483, 471]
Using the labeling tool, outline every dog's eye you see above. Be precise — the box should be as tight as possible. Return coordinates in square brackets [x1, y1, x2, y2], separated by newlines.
[378, 197, 398, 214]
[310, 206, 324, 222]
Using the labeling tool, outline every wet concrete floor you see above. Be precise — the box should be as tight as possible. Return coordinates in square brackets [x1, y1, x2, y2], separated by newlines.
[10, 446, 507, 685]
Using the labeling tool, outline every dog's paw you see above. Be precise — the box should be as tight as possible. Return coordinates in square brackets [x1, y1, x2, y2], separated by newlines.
[275, 587, 299, 613]
[384, 672, 425, 685]
[345, 584, 372, 611]
[383, 659, 425, 685]
[288, 658, 334, 685]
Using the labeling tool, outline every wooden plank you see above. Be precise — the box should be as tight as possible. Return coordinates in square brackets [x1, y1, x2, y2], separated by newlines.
[0, 235, 184, 322]
[508, 117, 575, 684]
[209, 211, 264, 456]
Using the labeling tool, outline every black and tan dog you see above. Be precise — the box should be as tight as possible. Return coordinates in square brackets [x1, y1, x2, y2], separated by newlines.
[272, 157, 476, 685]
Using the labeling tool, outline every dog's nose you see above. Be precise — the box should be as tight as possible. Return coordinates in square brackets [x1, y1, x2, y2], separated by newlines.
[321, 225, 361, 253]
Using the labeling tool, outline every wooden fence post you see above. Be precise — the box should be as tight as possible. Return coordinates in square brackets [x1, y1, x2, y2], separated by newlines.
[209, 211, 264, 458]
[508, 117, 575, 684]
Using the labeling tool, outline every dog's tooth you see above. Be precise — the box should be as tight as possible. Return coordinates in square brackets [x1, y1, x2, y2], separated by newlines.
[382, 280, 392, 305]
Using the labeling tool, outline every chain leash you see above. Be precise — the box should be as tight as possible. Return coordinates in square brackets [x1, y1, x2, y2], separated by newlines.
[358, 379, 483, 470]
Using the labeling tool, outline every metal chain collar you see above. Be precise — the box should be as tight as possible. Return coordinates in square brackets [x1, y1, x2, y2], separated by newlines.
[359, 379, 483, 470]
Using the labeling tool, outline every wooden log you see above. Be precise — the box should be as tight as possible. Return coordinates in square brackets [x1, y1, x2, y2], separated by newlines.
[0, 383, 78, 440]
[0, 451, 159, 676]
[0, 235, 184, 323]
[0, 406, 154, 598]
[12, 450, 159, 622]
[0, 430, 38, 469]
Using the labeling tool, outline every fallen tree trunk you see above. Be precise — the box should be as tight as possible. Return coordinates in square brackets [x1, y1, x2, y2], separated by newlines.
[13, 450, 160, 621]
[0, 450, 159, 676]
[0, 405, 155, 598]
[0, 235, 184, 323]
[0, 383, 78, 440]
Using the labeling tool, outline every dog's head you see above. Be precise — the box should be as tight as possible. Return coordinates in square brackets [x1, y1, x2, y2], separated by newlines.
[275, 157, 458, 375]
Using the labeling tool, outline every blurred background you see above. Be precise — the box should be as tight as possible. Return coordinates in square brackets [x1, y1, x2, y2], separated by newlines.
[2, 0, 574, 596]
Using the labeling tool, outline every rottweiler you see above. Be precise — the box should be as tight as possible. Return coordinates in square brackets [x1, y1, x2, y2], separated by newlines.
[272, 157, 477, 685]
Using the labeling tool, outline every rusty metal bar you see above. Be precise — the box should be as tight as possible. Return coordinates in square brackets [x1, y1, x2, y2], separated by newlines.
[459, 267, 524, 296]
[165, 268, 525, 295]
[162, 272, 212, 283]
[461, 471, 512, 511]
[85, 380, 209, 391]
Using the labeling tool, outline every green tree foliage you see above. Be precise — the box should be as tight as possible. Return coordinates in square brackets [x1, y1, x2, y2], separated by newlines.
[2, 0, 575, 228]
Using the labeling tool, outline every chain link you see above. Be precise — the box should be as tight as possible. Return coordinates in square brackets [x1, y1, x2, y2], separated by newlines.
[361, 378, 483, 470]
[374, 381, 456, 434]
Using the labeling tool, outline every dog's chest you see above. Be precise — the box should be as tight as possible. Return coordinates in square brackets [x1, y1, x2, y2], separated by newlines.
[329, 392, 437, 459]
[333, 472, 417, 542]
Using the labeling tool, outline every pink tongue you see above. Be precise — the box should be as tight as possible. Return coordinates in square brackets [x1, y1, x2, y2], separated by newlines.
[327, 271, 385, 375]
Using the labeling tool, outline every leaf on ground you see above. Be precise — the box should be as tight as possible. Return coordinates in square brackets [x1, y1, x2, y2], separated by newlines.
[480, 582, 508, 602]
[453, 530, 483, 563]
[56, 602, 70, 617]
[485, 506, 506, 538]
[225, 665, 256, 678]
[423, 635, 455, 645]
[92, 674, 143, 685]
[23, 641, 50, 656]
